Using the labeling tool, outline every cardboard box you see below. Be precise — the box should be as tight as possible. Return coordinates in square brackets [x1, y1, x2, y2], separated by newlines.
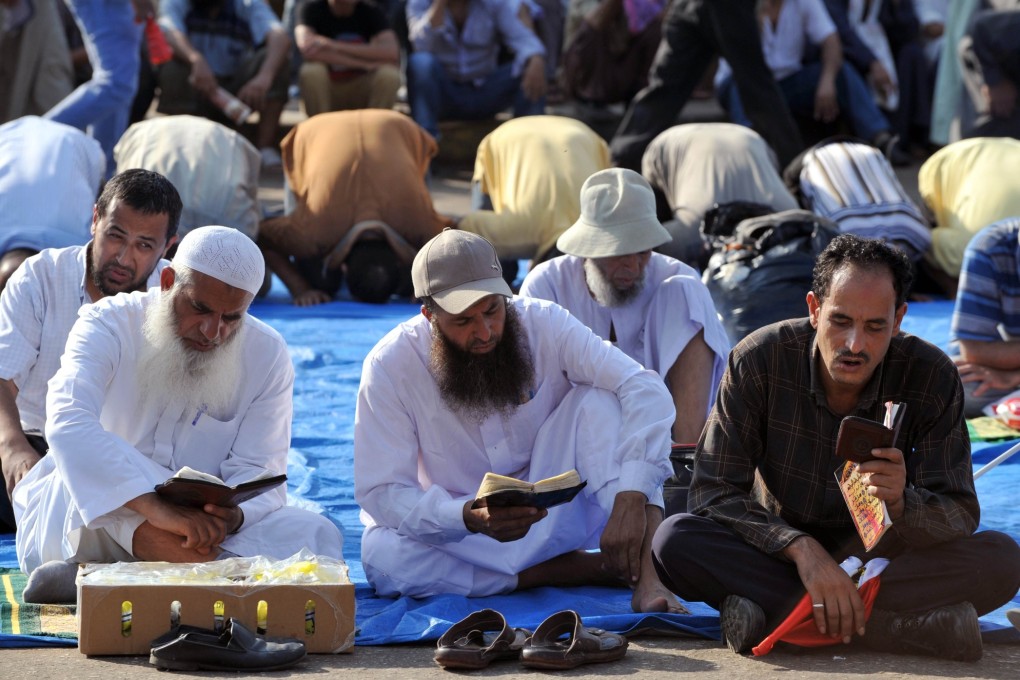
[77, 579, 355, 656]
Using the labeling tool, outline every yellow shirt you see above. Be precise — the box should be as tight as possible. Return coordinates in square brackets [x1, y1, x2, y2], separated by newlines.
[919, 137, 1020, 278]
[459, 116, 610, 261]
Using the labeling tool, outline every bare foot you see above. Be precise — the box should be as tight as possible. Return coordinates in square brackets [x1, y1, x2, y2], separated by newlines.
[632, 580, 690, 614]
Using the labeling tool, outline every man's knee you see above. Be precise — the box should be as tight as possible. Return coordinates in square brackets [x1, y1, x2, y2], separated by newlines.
[406, 51, 441, 82]
[299, 61, 331, 88]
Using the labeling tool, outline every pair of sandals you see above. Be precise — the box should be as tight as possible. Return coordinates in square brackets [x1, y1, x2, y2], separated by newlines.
[434, 608, 629, 670]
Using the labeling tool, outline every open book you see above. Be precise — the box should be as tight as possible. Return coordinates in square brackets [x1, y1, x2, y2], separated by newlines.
[471, 469, 587, 510]
[835, 401, 906, 551]
[154, 466, 287, 509]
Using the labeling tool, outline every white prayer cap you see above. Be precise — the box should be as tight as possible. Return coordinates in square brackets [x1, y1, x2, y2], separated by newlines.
[172, 225, 264, 296]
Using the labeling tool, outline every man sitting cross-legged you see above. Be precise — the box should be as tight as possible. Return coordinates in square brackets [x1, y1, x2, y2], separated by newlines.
[652, 234, 1020, 660]
[354, 229, 684, 613]
[0, 169, 181, 533]
[520, 168, 730, 444]
[14, 226, 342, 602]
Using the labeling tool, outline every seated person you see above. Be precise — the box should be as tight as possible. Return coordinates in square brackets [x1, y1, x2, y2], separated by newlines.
[652, 234, 1020, 660]
[516, 0, 566, 91]
[0, 116, 106, 290]
[0, 169, 180, 534]
[959, 7, 1020, 139]
[115, 116, 261, 242]
[258, 110, 452, 306]
[950, 218, 1020, 417]
[559, 0, 663, 108]
[14, 226, 343, 602]
[715, 0, 900, 161]
[457, 115, 609, 283]
[405, 0, 547, 139]
[354, 230, 683, 612]
[822, 0, 928, 159]
[918, 136, 1020, 296]
[157, 0, 291, 167]
[0, 0, 72, 124]
[641, 122, 798, 266]
[295, 0, 401, 117]
[520, 168, 730, 444]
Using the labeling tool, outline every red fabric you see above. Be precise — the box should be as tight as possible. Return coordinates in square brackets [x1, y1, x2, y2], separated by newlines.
[751, 578, 881, 656]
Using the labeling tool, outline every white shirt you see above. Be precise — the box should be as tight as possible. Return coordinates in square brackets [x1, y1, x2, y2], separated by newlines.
[32, 288, 294, 534]
[354, 297, 674, 546]
[520, 253, 731, 409]
[114, 116, 261, 240]
[0, 116, 104, 253]
[716, 0, 836, 85]
[0, 245, 166, 433]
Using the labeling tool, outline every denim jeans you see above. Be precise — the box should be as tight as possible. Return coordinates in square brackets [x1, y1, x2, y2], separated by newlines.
[719, 61, 890, 143]
[45, 0, 141, 177]
[405, 51, 545, 138]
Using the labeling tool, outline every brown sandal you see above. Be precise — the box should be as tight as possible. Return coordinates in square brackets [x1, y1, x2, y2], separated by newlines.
[433, 609, 531, 669]
[520, 610, 628, 669]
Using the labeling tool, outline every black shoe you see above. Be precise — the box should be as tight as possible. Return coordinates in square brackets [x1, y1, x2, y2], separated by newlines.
[872, 131, 912, 167]
[720, 595, 766, 654]
[862, 602, 982, 662]
[149, 617, 307, 671]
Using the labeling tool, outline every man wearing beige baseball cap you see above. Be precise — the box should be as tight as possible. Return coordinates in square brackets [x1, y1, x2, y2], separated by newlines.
[521, 168, 730, 445]
[354, 228, 687, 613]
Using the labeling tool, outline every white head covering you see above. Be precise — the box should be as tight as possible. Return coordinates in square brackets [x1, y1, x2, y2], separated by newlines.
[557, 168, 672, 258]
[172, 225, 264, 295]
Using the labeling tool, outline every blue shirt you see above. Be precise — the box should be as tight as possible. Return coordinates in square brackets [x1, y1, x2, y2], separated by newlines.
[0, 116, 104, 254]
[950, 218, 1020, 349]
[406, 0, 544, 84]
[160, 0, 282, 76]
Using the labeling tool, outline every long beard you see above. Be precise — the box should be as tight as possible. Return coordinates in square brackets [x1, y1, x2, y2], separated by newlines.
[583, 258, 645, 308]
[137, 291, 246, 418]
[428, 304, 535, 423]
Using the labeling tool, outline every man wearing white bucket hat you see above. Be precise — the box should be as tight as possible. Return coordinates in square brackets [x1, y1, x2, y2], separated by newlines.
[15, 226, 342, 602]
[521, 168, 730, 444]
[355, 229, 686, 613]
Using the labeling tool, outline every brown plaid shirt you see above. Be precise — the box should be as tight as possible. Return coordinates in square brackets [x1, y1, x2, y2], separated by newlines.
[690, 318, 979, 559]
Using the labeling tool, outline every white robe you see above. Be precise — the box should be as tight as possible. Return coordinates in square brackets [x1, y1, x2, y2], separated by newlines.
[14, 288, 342, 572]
[354, 297, 674, 597]
[520, 253, 731, 420]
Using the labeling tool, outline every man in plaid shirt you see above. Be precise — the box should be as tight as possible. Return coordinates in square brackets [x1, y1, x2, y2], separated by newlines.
[652, 234, 1020, 661]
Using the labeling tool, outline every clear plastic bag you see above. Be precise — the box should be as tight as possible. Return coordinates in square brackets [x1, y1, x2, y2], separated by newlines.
[81, 548, 349, 585]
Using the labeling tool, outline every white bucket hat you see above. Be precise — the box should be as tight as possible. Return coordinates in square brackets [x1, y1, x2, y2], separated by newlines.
[557, 168, 672, 258]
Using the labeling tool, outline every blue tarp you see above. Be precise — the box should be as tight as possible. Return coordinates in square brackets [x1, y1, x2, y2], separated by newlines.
[1, 296, 1017, 646]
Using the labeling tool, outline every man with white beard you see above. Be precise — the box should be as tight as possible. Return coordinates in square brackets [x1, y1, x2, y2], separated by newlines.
[355, 229, 685, 613]
[14, 226, 342, 603]
[520, 168, 730, 444]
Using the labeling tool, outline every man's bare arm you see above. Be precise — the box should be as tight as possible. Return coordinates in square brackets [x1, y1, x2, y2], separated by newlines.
[296, 25, 400, 68]
[665, 329, 713, 444]
[958, 338, 1020, 371]
[0, 379, 42, 500]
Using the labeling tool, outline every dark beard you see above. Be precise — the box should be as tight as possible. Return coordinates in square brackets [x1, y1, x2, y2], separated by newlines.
[429, 304, 536, 423]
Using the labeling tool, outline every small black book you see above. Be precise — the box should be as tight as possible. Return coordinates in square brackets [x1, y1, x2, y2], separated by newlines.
[155, 473, 287, 508]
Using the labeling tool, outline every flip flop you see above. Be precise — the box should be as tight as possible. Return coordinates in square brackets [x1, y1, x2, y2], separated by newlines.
[520, 610, 628, 670]
[434, 609, 531, 669]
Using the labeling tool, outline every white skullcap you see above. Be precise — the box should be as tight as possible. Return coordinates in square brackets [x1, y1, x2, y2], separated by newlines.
[173, 225, 264, 296]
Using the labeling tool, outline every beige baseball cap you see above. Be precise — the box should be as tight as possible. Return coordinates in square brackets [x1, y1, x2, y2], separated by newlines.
[412, 229, 513, 314]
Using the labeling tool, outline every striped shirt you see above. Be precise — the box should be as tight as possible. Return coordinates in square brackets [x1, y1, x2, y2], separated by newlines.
[951, 218, 1020, 347]
[690, 318, 978, 560]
